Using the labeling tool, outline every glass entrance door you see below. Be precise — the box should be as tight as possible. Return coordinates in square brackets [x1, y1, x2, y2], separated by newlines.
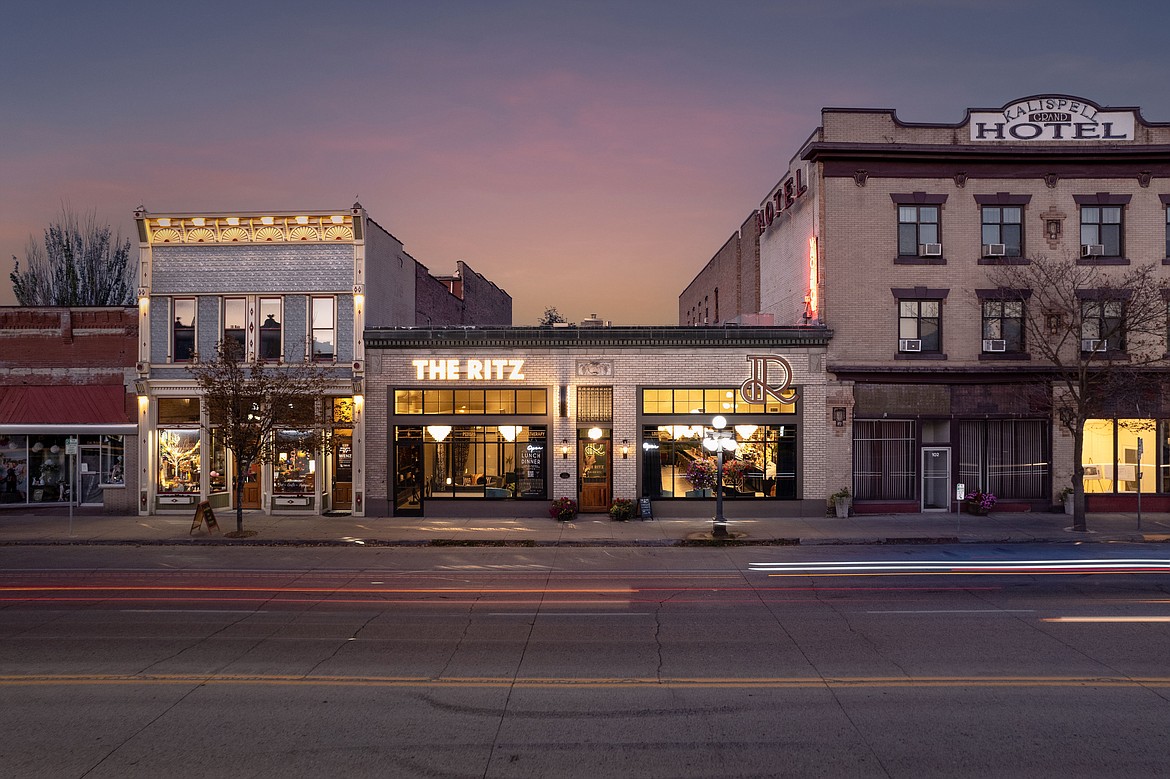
[394, 428, 422, 516]
[79, 446, 102, 505]
[922, 447, 951, 511]
[332, 431, 353, 510]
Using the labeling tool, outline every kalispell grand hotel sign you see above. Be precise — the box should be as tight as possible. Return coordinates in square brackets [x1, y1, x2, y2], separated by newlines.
[969, 95, 1136, 142]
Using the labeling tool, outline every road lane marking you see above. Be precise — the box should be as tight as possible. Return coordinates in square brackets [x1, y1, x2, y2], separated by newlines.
[3, 674, 1170, 689]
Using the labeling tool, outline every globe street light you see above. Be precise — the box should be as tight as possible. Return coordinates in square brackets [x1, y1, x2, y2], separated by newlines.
[702, 415, 738, 538]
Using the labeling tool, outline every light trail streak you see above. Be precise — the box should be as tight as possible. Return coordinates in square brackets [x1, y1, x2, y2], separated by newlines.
[750, 558, 1170, 577]
[1043, 616, 1170, 623]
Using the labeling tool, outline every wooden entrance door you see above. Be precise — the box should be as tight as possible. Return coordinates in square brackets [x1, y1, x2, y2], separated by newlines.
[239, 462, 261, 509]
[578, 439, 611, 513]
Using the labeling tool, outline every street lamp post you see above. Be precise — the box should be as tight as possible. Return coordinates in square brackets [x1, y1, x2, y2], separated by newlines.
[703, 415, 738, 538]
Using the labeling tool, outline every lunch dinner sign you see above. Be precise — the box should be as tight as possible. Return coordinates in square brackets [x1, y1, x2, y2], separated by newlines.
[970, 96, 1135, 142]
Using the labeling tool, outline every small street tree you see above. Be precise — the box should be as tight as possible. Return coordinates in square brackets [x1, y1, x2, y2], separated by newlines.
[10, 208, 136, 306]
[538, 305, 566, 326]
[986, 254, 1169, 531]
[188, 340, 335, 536]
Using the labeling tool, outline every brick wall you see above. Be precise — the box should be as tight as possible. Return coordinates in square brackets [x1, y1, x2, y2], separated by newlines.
[0, 307, 137, 373]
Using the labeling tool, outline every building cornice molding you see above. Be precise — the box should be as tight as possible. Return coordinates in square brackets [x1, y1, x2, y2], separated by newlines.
[365, 326, 833, 350]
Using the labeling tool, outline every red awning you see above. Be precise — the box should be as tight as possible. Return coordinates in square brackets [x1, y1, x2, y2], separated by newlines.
[0, 385, 131, 425]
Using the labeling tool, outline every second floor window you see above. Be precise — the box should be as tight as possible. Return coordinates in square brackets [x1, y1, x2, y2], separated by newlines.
[981, 207, 1022, 257]
[1081, 300, 1125, 352]
[899, 300, 940, 352]
[898, 205, 939, 256]
[982, 300, 1024, 352]
[1080, 206, 1123, 257]
[223, 298, 246, 354]
[172, 298, 196, 362]
[311, 296, 335, 361]
[259, 297, 282, 361]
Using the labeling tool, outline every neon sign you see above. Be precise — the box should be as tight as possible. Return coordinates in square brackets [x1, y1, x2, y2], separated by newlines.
[411, 358, 525, 381]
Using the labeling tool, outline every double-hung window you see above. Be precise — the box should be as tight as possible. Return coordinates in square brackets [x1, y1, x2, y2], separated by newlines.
[258, 297, 282, 362]
[172, 298, 196, 362]
[223, 298, 246, 355]
[310, 296, 335, 361]
[1081, 298, 1126, 352]
[981, 300, 1024, 353]
[981, 207, 1022, 257]
[898, 300, 940, 352]
[1162, 194, 1170, 258]
[1075, 194, 1130, 260]
[898, 205, 939, 256]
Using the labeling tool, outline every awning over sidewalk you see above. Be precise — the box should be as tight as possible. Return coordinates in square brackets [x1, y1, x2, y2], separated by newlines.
[0, 384, 134, 432]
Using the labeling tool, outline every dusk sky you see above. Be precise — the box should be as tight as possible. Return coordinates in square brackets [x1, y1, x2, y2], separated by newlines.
[5, 1, 1170, 324]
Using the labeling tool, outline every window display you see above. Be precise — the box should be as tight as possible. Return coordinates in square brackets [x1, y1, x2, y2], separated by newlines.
[274, 430, 315, 494]
[158, 429, 201, 494]
[0, 436, 28, 504]
[417, 425, 546, 499]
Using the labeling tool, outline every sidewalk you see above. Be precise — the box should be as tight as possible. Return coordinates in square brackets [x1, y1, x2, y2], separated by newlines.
[1, 508, 1168, 546]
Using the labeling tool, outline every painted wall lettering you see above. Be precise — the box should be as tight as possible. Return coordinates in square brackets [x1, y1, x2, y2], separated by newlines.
[970, 96, 1134, 142]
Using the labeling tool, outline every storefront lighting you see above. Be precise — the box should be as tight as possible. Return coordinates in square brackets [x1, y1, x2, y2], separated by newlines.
[734, 425, 758, 440]
[560, 440, 570, 459]
[498, 425, 523, 442]
[588, 427, 603, 440]
[426, 425, 452, 443]
[621, 440, 630, 459]
[308, 460, 316, 474]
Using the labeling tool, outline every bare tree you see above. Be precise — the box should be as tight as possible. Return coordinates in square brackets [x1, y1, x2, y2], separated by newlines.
[10, 208, 135, 306]
[188, 340, 336, 536]
[986, 254, 1169, 531]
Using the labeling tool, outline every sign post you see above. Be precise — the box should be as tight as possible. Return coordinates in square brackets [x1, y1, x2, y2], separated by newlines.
[1136, 438, 1144, 530]
[65, 436, 78, 533]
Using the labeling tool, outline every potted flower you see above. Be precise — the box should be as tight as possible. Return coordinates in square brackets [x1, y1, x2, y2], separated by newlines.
[685, 457, 718, 496]
[608, 498, 636, 521]
[722, 459, 750, 491]
[549, 496, 578, 521]
[829, 487, 851, 518]
[964, 490, 997, 515]
[1058, 486, 1074, 515]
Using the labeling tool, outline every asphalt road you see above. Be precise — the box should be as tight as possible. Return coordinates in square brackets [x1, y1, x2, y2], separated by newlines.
[2, 544, 1170, 778]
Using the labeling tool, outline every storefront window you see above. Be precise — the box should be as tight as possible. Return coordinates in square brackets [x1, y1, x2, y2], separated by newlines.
[274, 430, 314, 494]
[1084, 418, 1157, 494]
[852, 420, 916, 500]
[1, 435, 29, 504]
[100, 435, 125, 486]
[27, 437, 69, 503]
[158, 429, 201, 494]
[957, 420, 1048, 499]
[420, 425, 546, 499]
[209, 429, 227, 494]
[641, 388, 795, 415]
[397, 389, 548, 416]
[641, 424, 796, 499]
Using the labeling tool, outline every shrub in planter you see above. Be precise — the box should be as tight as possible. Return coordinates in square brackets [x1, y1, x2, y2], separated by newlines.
[549, 497, 578, 521]
[608, 498, 636, 521]
[964, 490, 997, 515]
[829, 487, 851, 518]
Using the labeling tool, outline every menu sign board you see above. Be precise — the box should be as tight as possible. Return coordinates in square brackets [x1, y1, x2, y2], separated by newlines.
[519, 428, 546, 498]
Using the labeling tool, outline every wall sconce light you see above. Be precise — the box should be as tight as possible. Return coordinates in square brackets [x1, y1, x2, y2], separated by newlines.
[621, 439, 630, 459]
[832, 407, 847, 427]
[560, 439, 570, 459]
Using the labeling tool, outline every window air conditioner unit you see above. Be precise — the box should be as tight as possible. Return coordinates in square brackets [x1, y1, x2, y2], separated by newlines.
[1082, 244, 1104, 257]
[982, 243, 1006, 257]
[899, 338, 922, 352]
[919, 243, 943, 257]
[982, 339, 1007, 352]
[1081, 339, 1107, 352]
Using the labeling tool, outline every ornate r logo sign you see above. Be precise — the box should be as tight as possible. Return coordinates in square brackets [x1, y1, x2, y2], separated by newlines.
[739, 354, 799, 405]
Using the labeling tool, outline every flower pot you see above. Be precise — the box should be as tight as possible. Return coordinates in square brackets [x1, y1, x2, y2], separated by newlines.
[1063, 495, 1074, 515]
[965, 503, 988, 516]
[834, 497, 850, 518]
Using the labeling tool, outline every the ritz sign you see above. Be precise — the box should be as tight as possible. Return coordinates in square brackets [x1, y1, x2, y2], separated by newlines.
[740, 355, 799, 405]
[970, 96, 1135, 142]
[411, 358, 525, 381]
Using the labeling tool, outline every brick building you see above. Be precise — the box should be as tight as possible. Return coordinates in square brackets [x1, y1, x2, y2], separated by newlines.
[363, 325, 831, 518]
[133, 204, 510, 516]
[0, 307, 137, 512]
[681, 94, 1170, 513]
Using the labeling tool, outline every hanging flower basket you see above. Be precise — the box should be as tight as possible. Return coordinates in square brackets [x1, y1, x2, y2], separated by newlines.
[685, 457, 718, 491]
